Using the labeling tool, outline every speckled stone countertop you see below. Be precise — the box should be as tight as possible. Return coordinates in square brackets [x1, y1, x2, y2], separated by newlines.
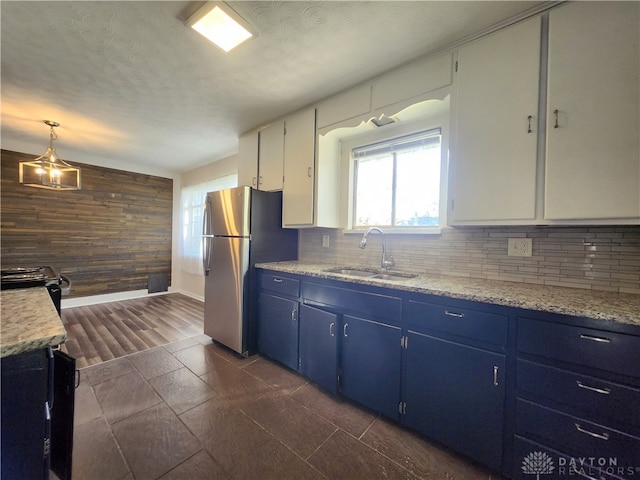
[1, 288, 67, 358]
[256, 261, 640, 327]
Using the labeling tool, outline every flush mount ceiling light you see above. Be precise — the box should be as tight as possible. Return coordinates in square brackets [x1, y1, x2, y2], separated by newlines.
[19, 120, 81, 191]
[187, 2, 253, 53]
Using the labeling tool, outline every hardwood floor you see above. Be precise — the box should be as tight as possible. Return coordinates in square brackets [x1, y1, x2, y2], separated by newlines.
[61, 294, 204, 368]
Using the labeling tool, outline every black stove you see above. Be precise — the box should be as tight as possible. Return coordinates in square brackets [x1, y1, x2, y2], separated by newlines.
[1, 266, 66, 314]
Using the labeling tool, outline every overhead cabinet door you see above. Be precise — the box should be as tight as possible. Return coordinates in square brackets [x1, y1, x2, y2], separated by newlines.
[544, 2, 640, 221]
[258, 120, 285, 191]
[450, 16, 541, 224]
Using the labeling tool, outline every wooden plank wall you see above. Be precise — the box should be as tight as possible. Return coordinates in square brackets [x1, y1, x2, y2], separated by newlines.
[1, 150, 173, 298]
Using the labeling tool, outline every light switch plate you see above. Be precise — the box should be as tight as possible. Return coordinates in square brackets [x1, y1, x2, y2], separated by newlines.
[508, 238, 532, 257]
[322, 234, 330, 248]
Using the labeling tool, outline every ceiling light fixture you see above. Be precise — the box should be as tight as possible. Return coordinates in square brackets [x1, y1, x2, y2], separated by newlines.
[187, 2, 253, 53]
[19, 120, 81, 191]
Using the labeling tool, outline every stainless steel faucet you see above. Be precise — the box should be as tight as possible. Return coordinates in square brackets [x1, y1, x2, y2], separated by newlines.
[359, 227, 394, 271]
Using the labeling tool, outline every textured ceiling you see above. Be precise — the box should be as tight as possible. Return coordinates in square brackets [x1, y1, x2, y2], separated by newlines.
[1, 1, 545, 175]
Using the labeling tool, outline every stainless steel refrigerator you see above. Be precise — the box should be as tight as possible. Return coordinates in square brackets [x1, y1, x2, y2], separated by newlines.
[202, 186, 298, 356]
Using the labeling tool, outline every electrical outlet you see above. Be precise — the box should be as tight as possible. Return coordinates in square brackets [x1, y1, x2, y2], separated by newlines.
[508, 238, 532, 257]
[322, 234, 330, 248]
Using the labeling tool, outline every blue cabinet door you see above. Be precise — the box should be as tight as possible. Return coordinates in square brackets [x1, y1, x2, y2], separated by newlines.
[341, 314, 402, 420]
[258, 293, 299, 371]
[403, 331, 506, 471]
[299, 304, 338, 395]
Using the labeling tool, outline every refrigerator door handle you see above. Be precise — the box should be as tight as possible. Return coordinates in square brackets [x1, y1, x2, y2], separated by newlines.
[202, 195, 213, 276]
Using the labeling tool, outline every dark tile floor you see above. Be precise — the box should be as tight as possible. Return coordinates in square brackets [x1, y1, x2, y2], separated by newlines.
[73, 334, 503, 480]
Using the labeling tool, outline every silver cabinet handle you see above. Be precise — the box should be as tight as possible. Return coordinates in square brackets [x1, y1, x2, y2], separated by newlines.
[579, 334, 611, 344]
[329, 322, 335, 337]
[575, 423, 609, 441]
[343, 324, 348, 337]
[272, 277, 283, 283]
[307, 166, 312, 178]
[527, 115, 533, 133]
[252, 176, 257, 186]
[553, 109, 559, 128]
[444, 310, 464, 318]
[291, 309, 296, 322]
[493, 366, 499, 386]
[576, 381, 611, 395]
[259, 175, 263, 185]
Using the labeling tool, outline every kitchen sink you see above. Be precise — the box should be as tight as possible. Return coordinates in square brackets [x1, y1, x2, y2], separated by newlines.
[371, 272, 418, 280]
[323, 267, 377, 277]
[323, 267, 417, 280]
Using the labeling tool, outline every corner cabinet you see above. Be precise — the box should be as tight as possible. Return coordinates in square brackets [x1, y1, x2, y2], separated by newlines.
[544, 1, 640, 222]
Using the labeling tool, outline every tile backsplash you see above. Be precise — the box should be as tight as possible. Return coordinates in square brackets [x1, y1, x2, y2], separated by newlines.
[299, 226, 640, 294]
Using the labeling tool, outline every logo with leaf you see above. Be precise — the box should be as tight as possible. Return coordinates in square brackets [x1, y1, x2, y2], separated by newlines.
[522, 451, 555, 479]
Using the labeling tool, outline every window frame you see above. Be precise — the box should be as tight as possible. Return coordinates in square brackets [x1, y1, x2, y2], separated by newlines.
[341, 112, 449, 234]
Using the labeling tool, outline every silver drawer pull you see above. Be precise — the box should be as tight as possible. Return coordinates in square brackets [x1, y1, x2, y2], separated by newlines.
[291, 309, 296, 322]
[576, 381, 611, 395]
[444, 310, 464, 318]
[329, 322, 335, 337]
[272, 278, 283, 283]
[575, 423, 609, 441]
[579, 334, 611, 343]
[493, 366, 499, 386]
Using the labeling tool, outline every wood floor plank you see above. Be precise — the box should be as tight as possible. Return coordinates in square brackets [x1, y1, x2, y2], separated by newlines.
[61, 293, 205, 367]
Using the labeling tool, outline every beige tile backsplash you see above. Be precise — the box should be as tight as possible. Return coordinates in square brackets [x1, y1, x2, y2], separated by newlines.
[299, 226, 640, 294]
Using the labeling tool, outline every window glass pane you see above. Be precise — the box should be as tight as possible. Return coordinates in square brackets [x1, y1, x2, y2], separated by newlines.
[355, 153, 393, 226]
[395, 143, 441, 226]
[352, 128, 441, 229]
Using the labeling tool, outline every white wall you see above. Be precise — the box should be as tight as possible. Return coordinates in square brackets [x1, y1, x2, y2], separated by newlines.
[175, 154, 239, 300]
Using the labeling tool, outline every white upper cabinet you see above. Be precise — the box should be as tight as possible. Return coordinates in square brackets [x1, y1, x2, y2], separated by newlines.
[237, 130, 259, 188]
[450, 16, 541, 224]
[372, 53, 453, 112]
[283, 108, 340, 228]
[316, 84, 371, 130]
[544, 2, 640, 222]
[283, 108, 316, 227]
[258, 120, 285, 191]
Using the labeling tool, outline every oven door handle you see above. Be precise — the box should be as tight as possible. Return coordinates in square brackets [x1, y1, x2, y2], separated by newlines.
[59, 275, 72, 295]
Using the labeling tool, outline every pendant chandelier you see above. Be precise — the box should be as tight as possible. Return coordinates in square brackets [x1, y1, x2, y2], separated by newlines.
[19, 120, 81, 191]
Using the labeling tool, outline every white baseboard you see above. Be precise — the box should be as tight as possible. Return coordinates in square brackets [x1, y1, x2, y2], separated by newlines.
[61, 287, 205, 308]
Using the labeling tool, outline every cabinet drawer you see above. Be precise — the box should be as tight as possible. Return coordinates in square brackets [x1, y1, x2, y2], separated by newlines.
[260, 274, 300, 297]
[406, 300, 507, 346]
[517, 359, 640, 428]
[302, 282, 402, 324]
[516, 398, 640, 470]
[517, 317, 640, 378]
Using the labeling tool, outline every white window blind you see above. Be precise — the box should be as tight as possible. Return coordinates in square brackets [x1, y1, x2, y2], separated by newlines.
[179, 174, 237, 275]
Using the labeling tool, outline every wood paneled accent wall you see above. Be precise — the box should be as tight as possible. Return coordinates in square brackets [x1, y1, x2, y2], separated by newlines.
[1, 150, 173, 298]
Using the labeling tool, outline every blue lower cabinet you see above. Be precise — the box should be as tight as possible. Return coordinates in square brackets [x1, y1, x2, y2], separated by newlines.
[299, 304, 338, 395]
[258, 293, 299, 371]
[402, 331, 506, 471]
[340, 314, 402, 420]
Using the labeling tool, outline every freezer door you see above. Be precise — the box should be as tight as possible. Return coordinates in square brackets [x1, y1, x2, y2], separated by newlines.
[207, 186, 251, 237]
[204, 236, 251, 354]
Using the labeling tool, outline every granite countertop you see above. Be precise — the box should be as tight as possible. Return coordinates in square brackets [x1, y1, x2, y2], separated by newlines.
[256, 261, 640, 327]
[1, 288, 67, 358]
